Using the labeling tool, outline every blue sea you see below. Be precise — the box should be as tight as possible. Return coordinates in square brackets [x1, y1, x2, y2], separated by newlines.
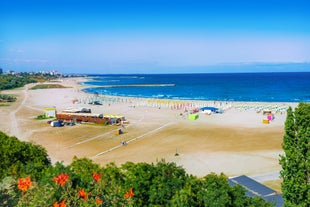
[82, 72, 310, 102]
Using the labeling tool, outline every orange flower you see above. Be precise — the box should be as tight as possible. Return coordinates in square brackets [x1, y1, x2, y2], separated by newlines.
[59, 200, 66, 207]
[17, 177, 32, 191]
[53, 173, 69, 186]
[93, 172, 102, 182]
[78, 189, 87, 200]
[124, 188, 134, 199]
[96, 197, 103, 204]
[53, 200, 66, 207]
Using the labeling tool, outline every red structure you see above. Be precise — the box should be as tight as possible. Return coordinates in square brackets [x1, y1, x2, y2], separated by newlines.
[56, 112, 125, 125]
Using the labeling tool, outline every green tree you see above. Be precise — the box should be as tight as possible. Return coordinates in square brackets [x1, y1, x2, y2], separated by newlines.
[69, 157, 101, 189]
[122, 162, 157, 206]
[171, 173, 271, 207]
[170, 175, 204, 207]
[148, 161, 186, 205]
[0, 72, 61, 90]
[122, 161, 187, 206]
[280, 103, 310, 206]
[0, 131, 51, 180]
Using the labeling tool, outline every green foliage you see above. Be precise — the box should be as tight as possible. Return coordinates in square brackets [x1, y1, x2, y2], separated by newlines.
[0, 74, 35, 90]
[170, 175, 204, 206]
[0, 73, 61, 91]
[0, 177, 19, 207]
[0, 131, 51, 180]
[121, 161, 187, 206]
[35, 114, 53, 120]
[280, 103, 310, 206]
[0, 94, 17, 103]
[199, 173, 232, 207]
[171, 173, 271, 207]
[36, 114, 47, 120]
[148, 161, 186, 205]
[70, 157, 101, 189]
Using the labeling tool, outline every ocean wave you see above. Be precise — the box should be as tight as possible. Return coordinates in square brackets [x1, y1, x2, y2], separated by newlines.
[82, 73, 310, 102]
[91, 84, 175, 88]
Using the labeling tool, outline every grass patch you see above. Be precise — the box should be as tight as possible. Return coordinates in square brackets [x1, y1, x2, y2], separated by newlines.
[36, 114, 55, 120]
[30, 84, 69, 90]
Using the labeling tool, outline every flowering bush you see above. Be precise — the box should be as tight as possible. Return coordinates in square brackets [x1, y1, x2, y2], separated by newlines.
[124, 188, 134, 199]
[53, 199, 66, 207]
[17, 177, 32, 192]
[92, 172, 101, 182]
[53, 173, 69, 187]
[10, 159, 135, 206]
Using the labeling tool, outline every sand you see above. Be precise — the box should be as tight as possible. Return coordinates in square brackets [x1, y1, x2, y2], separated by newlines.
[0, 77, 297, 190]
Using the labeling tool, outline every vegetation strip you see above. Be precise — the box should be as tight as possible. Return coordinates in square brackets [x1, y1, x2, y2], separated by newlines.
[30, 84, 67, 90]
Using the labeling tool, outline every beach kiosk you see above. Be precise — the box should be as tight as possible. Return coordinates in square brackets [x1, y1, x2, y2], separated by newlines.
[44, 107, 56, 118]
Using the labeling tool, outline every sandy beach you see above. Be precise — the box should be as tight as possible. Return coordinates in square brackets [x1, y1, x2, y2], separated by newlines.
[0, 77, 297, 191]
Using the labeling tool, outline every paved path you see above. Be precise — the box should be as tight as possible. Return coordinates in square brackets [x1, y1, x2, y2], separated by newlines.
[249, 171, 281, 182]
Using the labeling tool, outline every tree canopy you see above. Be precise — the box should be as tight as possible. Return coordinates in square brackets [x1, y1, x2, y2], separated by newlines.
[280, 103, 310, 206]
[0, 73, 60, 90]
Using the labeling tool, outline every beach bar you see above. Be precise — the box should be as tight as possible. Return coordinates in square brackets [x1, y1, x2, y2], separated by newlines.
[56, 112, 125, 125]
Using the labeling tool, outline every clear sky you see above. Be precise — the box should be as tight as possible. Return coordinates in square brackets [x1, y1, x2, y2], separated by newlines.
[1, 0, 310, 74]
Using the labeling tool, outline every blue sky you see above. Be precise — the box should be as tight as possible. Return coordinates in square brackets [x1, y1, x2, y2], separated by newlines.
[0, 0, 310, 74]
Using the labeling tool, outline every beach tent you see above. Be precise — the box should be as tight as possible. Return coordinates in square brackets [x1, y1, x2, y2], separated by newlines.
[267, 114, 274, 121]
[188, 113, 199, 120]
[200, 107, 219, 113]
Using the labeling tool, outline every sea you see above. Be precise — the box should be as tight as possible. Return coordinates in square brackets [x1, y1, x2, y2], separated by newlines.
[82, 72, 310, 102]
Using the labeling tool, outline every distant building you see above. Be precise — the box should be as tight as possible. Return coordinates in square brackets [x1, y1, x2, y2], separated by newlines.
[39, 70, 58, 76]
[0, 68, 2, 74]
[6, 70, 15, 75]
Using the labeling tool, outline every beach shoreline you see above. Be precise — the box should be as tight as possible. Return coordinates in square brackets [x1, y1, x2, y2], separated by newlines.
[0, 77, 296, 191]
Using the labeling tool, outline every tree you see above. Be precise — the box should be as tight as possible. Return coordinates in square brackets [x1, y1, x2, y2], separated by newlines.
[171, 173, 271, 207]
[280, 103, 310, 206]
[0, 131, 51, 180]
